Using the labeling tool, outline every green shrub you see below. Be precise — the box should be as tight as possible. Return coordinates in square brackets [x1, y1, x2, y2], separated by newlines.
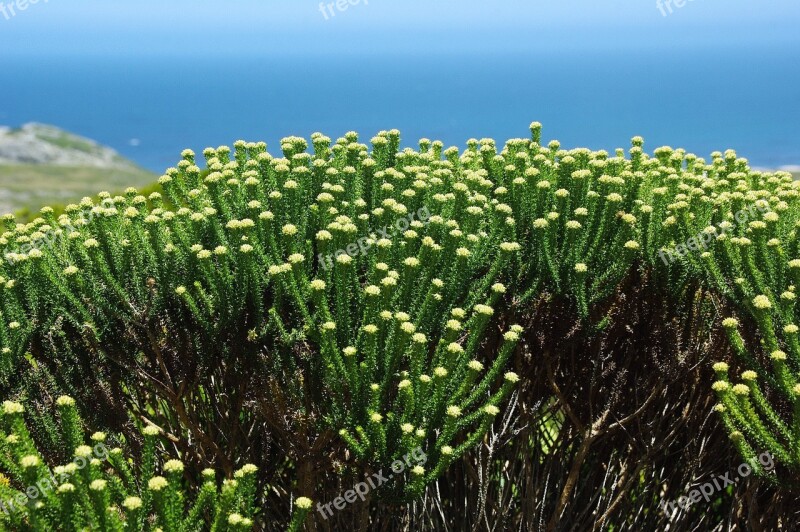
[0, 123, 799, 528]
[0, 130, 526, 507]
[0, 397, 288, 531]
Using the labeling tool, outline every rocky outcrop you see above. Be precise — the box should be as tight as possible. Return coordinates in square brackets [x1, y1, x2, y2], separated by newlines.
[0, 123, 138, 169]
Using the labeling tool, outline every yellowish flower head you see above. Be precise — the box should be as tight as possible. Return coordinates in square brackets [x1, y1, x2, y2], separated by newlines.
[446, 406, 462, 417]
[732, 384, 750, 396]
[296, 497, 313, 509]
[752, 295, 771, 310]
[20, 455, 40, 468]
[712, 362, 729, 372]
[164, 460, 184, 473]
[148, 476, 169, 491]
[2, 401, 24, 415]
[123, 496, 143, 510]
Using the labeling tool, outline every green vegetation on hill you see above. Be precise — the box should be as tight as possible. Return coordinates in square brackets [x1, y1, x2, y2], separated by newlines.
[0, 123, 157, 217]
[12, 126, 105, 158]
[0, 164, 156, 219]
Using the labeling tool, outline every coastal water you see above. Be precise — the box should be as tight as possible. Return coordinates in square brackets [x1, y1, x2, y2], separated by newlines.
[2, 45, 798, 172]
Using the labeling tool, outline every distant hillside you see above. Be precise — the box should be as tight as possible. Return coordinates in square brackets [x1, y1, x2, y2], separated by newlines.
[0, 123, 155, 216]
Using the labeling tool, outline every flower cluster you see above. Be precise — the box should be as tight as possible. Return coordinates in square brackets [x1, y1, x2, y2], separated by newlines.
[0, 398, 277, 531]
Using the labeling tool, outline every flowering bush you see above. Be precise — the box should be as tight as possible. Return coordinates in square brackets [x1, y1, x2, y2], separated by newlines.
[0, 129, 526, 508]
[0, 397, 284, 531]
[0, 123, 799, 528]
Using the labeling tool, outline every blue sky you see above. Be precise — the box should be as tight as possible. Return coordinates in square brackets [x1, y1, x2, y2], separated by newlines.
[2, 0, 799, 56]
[0, 1, 798, 169]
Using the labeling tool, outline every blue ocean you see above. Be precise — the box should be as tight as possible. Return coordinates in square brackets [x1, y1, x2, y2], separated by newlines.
[2, 45, 799, 173]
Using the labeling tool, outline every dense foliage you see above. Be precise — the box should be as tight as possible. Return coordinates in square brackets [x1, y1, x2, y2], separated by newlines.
[0, 123, 798, 529]
[0, 397, 284, 531]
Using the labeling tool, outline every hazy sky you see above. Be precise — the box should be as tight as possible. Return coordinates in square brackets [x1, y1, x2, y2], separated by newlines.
[2, 0, 799, 56]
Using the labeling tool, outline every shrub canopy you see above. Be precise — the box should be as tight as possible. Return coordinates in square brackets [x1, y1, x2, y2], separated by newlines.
[0, 124, 798, 529]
